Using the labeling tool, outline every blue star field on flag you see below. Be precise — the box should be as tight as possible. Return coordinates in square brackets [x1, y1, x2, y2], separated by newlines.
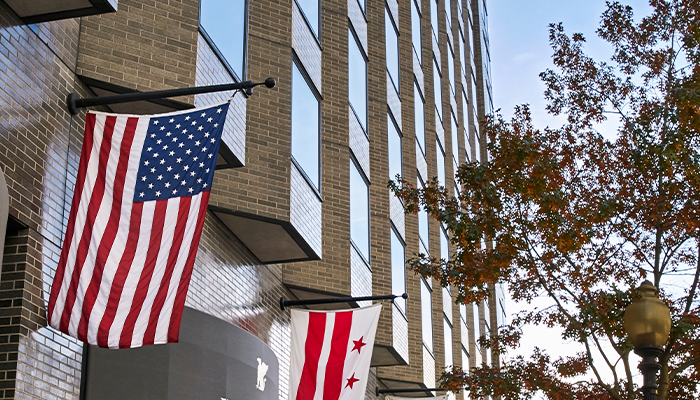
[134, 103, 229, 202]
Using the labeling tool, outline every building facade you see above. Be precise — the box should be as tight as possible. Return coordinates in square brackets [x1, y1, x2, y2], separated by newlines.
[0, 0, 503, 398]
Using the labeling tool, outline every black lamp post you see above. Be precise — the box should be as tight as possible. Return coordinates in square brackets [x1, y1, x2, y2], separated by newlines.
[623, 281, 672, 400]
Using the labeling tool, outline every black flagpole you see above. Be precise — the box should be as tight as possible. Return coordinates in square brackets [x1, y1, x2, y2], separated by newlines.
[66, 78, 276, 115]
[280, 293, 408, 311]
[376, 387, 448, 395]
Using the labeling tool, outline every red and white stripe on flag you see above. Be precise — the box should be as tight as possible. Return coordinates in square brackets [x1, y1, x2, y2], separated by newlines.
[290, 304, 382, 400]
[47, 103, 229, 349]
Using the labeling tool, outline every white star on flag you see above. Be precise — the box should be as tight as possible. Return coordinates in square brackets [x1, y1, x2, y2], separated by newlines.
[290, 304, 381, 400]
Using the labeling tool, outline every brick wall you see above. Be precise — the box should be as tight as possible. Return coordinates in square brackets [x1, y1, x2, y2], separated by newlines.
[76, 0, 200, 101]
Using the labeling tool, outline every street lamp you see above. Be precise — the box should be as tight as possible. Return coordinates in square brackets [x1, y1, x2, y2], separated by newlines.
[623, 280, 672, 400]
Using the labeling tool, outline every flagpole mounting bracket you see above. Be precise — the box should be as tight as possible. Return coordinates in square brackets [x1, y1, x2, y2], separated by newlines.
[280, 293, 408, 311]
[66, 78, 276, 115]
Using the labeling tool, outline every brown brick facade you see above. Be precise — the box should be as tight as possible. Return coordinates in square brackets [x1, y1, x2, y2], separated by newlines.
[0, 0, 496, 398]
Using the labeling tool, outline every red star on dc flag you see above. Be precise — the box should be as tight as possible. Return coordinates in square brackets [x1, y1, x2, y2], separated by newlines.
[345, 373, 360, 389]
[352, 336, 367, 353]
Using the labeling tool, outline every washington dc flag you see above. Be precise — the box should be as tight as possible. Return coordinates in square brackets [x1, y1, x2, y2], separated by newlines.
[47, 102, 229, 349]
[290, 304, 382, 400]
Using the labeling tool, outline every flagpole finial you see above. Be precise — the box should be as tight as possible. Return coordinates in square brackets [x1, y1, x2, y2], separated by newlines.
[265, 77, 276, 88]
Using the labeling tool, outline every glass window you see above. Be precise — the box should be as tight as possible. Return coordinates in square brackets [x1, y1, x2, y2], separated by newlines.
[473, 303, 481, 341]
[461, 348, 469, 376]
[445, 0, 452, 28]
[448, 43, 456, 96]
[460, 303, 469, 348]
[430, 0, 438, 44]
[391, 228, 407, 314]
[434, 59, 443, 122]
[200, 0, 247, 79]
[437, 140, 445, 188]
[350, 161, 370, 259]
[421, 279, 433, 352]
[451, 112, 459, 165]
[297, 0, 319, 36]
[459, 27, 466, 76]
[291, 64, 320, 189]
[388, 115, 402, 180]
[444, 318, 453, 371]
[415, 83, 426, 154]
[418, 179, 429, 252]
[440, 226, 449, 262]
[386, 10, 400, 92]
[349, 31, 368, 130]
[411, 0, 422, 64]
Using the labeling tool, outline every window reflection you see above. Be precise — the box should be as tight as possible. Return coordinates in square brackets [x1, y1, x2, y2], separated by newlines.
[421, 279, 433, 352]
[434, 59, 443, 122]
[418, 178, 429, 252]
[291, 64, 320, 189]
[350, 161, 370, 259]
[386, 10, 400, 93]
[349, 31, 368, 130]
[296, 0, 319, 37]
[444, 318, 453, 370]
[200, 0, 247, 79]
[451, 113, 459, 165]
[437, 141, 445, 188]
[388, 115, 402, 180]
[430, 0, 438, 44]
[415, 84, 426, 154]
[448, 44, 456, 95]
[391, 228, 407, 314]
[411, 0, 421, 64]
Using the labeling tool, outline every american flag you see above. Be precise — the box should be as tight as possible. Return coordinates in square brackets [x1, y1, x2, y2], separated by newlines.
[47, 102, 230, 349]
[290, 304, 381, 400]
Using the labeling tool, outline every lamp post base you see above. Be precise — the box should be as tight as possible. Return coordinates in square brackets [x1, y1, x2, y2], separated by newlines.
[634, 345, 664, 400]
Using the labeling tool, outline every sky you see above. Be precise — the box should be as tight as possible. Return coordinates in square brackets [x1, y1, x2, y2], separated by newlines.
[486, 0, 653, 387]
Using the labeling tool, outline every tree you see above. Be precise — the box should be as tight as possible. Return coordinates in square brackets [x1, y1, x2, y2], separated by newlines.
[390, 1, 700, 399]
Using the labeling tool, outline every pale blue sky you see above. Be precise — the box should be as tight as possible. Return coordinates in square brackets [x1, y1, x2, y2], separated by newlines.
[489, 0, 651, 129]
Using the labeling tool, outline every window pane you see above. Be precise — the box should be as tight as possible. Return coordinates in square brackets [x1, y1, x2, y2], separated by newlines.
[462, 348, 469, 372]
[434, 60, 442, 122]
[440, 227, 449, 262]
[418, 179, 429, 252]
[459, 28, 466, 75]
[297, 0, 319, 36]
[349, 32, 368, 130]
[350, 162, 370, 259]
[444, 319, 453, 370]
[451, 113, 459, 165]
[448, 45, 455, 95]
[391, 229, 407, 313]
[411, 0, 421, 64]
[437, 141, 445, 187]
[415, 84, 426, 153]
[388, 115, 402, 180]
[386, 10, 399, 91]
[292, 65, 320, 188]
[200, 0, 246, 78]
[421, 280, 433, 352]
[430, 0, 438, 44]
[445, 0, 452, 28]
[473, 303, 481, 341]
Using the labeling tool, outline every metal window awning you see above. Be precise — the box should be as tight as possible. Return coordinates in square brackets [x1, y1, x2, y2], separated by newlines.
[5, 0, 118, 24]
